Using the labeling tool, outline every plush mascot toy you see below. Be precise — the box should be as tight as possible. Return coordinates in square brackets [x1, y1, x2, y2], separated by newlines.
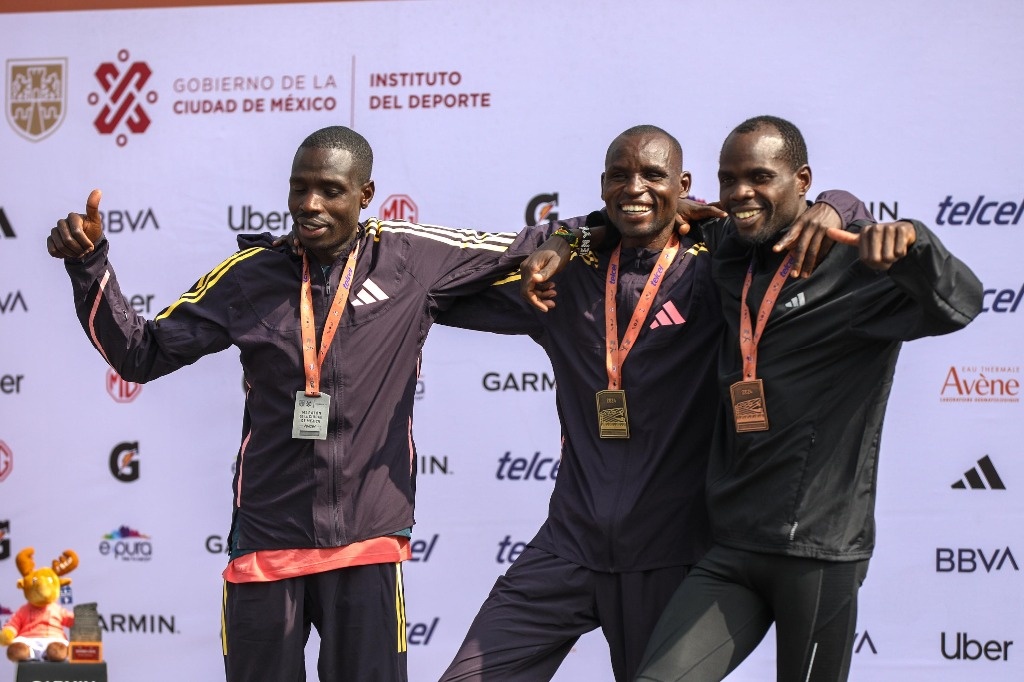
[0, 548, 78, 662]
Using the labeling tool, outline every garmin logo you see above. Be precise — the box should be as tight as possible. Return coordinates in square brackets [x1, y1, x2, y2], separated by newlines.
[417, 455, 451, 476]
[483, 372, 555, 392]
[205, 535, 229, 554]
[100, 613, 177, 634]
[496, 451, 558, 481]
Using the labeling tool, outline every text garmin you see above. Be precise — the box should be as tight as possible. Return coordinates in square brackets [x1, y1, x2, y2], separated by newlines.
[417, 455, 450, 476]
[482, 372, 556, 391]
[496, 451, 558, 480]
[936, 195, 1024, 225]
[935, 547, 1019, 573]
[205, 535, 229, 554]
[100, 613, 177, 634]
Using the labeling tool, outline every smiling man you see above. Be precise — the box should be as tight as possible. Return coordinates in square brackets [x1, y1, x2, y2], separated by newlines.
[634, 116, 984, 682]
[45, 126, 583, 682]
[435, 124, 723, 682]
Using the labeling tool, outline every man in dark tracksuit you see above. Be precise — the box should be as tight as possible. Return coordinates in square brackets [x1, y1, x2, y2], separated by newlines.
[436, 125, 865, 681]
[45, 126, 577, 682]
[636, 116, 983, 681]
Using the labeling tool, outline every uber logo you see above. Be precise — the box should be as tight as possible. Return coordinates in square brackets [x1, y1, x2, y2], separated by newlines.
[0, 375, 24, 394]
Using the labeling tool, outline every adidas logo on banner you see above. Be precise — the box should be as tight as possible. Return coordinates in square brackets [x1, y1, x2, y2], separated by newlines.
[952, 455, 1005, 490]
[649, 301, 685, 329]
[351, 278, 389, 306]
[784, 292, 805, 309]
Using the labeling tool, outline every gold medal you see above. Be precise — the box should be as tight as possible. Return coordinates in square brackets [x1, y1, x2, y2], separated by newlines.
[730, 379, 769, 432]
[597, 389, 630, 439]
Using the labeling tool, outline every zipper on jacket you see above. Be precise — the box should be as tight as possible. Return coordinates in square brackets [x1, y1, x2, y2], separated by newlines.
[788, 430, 816, 543]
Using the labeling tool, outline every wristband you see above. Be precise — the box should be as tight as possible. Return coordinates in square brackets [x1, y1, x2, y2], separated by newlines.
[577, 225, 592, 257]
[551, 225, 580, 252]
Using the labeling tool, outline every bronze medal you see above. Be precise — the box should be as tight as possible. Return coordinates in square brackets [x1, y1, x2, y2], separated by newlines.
[730, 379, 769, 432]
[596, 389, 630, 439]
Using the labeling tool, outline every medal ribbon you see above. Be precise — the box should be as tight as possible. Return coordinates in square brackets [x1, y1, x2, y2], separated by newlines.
[738, 253, 795, 380]
[300, 241, 361, 396]
[604, 233, 681, 390]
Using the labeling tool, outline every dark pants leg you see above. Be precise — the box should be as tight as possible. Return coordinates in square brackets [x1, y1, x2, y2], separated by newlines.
[595, 564, 690, 681]
[636, 546, 773, 681]
[636, 545, 869, 682]
[439, 547, 599, 682]
[223, 563, 408, 682]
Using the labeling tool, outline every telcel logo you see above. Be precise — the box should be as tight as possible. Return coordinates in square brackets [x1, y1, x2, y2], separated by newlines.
[496, 451, 558, 481]
[982, 283, 1024, 313]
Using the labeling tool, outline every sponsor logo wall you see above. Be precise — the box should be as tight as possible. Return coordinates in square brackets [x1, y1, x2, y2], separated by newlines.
[1, 1, 1021, 680]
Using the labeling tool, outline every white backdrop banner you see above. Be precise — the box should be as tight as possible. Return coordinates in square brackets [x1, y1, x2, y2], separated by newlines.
[1, 1, 1021, 680]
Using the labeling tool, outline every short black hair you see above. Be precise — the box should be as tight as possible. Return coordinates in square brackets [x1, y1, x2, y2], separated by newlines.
[298, 126, 373, 183]
[607, 124, 683, 167]
[727, 115, 807, 170]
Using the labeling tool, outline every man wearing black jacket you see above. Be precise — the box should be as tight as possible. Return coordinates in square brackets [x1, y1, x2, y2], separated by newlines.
[635, 116, 983, 681]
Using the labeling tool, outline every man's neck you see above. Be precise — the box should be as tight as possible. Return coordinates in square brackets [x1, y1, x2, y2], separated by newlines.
[620, 227, 673, 251]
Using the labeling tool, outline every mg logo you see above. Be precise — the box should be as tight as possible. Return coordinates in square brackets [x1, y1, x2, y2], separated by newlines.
[381, 194, 418, 223]
[6, 58, 67, 141]
[106, 368, 142, 403]
[88, 49, 157, 147]
[0, 441, 12, 483]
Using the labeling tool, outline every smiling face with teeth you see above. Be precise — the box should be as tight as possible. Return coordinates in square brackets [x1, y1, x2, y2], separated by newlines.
[601, 130, 690, 250]
[288, 145, 375, 266]
[718, 126, 811, 245]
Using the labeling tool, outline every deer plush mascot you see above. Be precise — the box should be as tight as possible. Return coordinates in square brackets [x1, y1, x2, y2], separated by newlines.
[0, 548, 78, 662]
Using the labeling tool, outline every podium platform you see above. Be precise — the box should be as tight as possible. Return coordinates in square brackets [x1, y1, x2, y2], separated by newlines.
[14, 662, 107, 682]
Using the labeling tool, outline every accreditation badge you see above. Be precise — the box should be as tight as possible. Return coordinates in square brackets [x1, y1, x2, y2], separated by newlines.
[292, 391, 331, 440]
[596, 389, 630, 439]
[730, 379, 769, 432]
